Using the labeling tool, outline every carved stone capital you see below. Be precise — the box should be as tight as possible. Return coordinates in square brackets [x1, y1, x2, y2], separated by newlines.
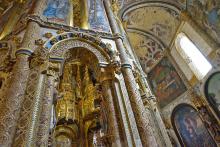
[47, 62, 60, 78]
[100, 67, 114, 82]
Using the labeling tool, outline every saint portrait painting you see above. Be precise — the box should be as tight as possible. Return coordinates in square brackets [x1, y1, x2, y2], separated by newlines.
[173, 104, 217, 147]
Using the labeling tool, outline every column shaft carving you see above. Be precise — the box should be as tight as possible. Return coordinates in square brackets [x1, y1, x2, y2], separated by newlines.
[12, 69, 46, 147]
[141, 76, 172, 147]
[37, 75, 55, 147]
[103, 1, 160, 146]
[0, 2, 42, 144]
[0, 55, 30, 146]
[101, 79, 123, 147]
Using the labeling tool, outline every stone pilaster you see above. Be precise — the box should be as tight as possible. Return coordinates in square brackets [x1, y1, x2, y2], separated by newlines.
[103, 1, 159, 146]
[100, 69, 123, 147]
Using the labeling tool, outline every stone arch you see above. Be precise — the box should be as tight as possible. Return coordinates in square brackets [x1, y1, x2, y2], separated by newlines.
[43, 32, 112, 65]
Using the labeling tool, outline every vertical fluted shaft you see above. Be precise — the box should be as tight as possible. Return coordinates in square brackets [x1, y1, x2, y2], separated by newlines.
[101, 79, 123, 147]
[103, 1, 159, 146]
[36, 75, 55, 147]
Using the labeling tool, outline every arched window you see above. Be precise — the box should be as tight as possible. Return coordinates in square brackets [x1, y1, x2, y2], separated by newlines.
[172, 104, 216, 147]
[175, 33, 212, 80]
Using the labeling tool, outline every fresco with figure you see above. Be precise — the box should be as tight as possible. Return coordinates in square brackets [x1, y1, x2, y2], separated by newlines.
[173, 105, 217, 147]
[88, 0, 111, 32]
[205, 72, 220, 118]
[148, 57, 187, 108]
[43, 0, 70, 24]
[187, 0, 220, 43]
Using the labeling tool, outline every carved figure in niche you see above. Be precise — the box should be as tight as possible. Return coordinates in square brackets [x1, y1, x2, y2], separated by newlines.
[172, 104, 217, 147]
[43, 0, 70, 23]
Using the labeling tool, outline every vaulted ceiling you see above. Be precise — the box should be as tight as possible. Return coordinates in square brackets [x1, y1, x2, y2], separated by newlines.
[118, 0, 220, 72]
[118, 0, 183, 71]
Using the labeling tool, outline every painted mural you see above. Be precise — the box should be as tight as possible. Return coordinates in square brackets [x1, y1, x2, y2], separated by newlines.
[187, 0, 220, 43]
[173, 104, 217, 147]
[148, 57, 187, 108]
[88, 0, 111, 32]
[205, 72, 220, 118]
[43, 0, 70, 24]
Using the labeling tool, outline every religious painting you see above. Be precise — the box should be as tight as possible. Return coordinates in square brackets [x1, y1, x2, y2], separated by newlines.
[43, 0, 70, 24]
[88, 0, 111, 32]
[187, 0, 220, 43]
[172, 104, 217, 147]
[148, 57, 187, 108]
[205, 72, 220, 118]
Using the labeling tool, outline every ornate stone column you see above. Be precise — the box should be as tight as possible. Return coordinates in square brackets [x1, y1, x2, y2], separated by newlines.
[0, 54, 31, 147]
[141, 74, 172, 146]
[36, 64, 59, 147]
[103, 1, 159, 146]
[100, 68, 123, 147]
[0, 0, 45, 145]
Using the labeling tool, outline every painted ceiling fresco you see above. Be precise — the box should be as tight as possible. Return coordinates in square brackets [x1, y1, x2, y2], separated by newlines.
[125, 6, 180, 47]
[187, 0, 220, 43]
[128, 32, 164, 72]
[120, 0, 220, 107]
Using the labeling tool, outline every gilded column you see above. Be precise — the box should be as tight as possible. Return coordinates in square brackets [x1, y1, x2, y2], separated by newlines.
[36, 68, 57, 147]
[100, 69, 123, 147]
[103, 1, 159, 146]
[80, 0, 89, 29]
[0, 16, 41, 147]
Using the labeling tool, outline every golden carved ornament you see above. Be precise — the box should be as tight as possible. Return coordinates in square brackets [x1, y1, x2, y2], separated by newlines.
[44, 32, 53, 39]
[35, 39, 45, 46]
[11, 36, 22, 48]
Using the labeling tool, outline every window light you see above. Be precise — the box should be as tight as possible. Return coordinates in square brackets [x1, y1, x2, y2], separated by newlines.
[176, 33, 212, 80]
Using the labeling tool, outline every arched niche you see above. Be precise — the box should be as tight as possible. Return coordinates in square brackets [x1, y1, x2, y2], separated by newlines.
[44, 32, 111, 65]
[44, 35, 111, 147]
[171, 104, 217, 147]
